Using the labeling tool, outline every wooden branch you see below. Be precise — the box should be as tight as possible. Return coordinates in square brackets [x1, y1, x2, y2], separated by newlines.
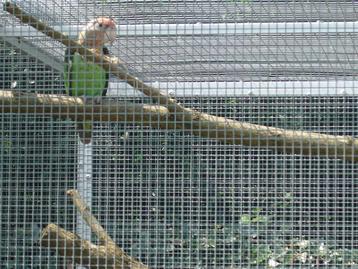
[1, 90, 358, 162]
[66, 189, 148, 269]
[40, 223, 148, 269]
[66, 189, 115, 248]
[0, 90, 169, 127]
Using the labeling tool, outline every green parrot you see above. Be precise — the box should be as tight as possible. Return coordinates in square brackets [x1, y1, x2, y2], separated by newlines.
[64, 17, 117, 144]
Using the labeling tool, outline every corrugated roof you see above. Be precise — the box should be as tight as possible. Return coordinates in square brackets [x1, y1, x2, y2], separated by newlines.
[0, 0, 357, 89]
[14, 1, 358, 25]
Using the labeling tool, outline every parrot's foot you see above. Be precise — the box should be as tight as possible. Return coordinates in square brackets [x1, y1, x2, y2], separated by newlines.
[12, 90, 27, 98]
[81, 96, 89, 104]
[81, 96, 102, 105]
[104, 55, 128, 73]
[94, 96, 102, 104]
[108, 55, 121, 65]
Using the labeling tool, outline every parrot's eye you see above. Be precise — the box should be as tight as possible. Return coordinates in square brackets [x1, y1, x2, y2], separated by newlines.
[98, 23, 103, 28]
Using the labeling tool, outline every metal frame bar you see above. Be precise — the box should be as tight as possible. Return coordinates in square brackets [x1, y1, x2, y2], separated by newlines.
[1, 21, 358, 38]
[2, 36, 63, 72]
[76, 143, 93, 259]
[109, 80, 358, 97]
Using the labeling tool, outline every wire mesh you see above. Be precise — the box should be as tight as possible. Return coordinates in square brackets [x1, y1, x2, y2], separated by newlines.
[1, 0, 358, 268]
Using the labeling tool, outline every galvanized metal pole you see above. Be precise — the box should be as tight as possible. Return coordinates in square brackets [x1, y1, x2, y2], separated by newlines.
[76, 142, 93, 269]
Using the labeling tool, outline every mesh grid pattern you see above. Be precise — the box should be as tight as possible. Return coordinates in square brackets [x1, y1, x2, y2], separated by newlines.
[1, 1, 358, 268]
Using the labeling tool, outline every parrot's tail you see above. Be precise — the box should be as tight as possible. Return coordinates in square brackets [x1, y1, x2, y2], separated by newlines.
[77, 121, 92, 144]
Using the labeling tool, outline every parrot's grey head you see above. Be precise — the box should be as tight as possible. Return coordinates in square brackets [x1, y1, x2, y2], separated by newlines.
[79, 17, 117, 47]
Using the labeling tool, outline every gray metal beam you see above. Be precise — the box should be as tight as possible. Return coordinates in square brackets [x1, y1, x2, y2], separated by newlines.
[108, 80, 358, 97]
[1, 36, 63, 72]
[1, 21, 358, 38]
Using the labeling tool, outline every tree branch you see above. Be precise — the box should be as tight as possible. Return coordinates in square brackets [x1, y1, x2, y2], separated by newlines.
[66, 189, 148, 269]
[0, 90, 169, 127]
[40, 223, 148, 269]
[66, 189, 118, 250]
[2, 90, 358, 162]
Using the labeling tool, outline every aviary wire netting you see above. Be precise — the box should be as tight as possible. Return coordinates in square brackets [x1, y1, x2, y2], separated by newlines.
[1, 1, 358, 268]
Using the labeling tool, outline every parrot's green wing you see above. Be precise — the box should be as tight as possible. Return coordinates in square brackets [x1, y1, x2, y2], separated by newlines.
[64, 47, 109, 96]
[64, 47, 109, 144]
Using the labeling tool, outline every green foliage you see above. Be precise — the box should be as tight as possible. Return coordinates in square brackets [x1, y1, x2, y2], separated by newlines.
[110, 207, 358, 267]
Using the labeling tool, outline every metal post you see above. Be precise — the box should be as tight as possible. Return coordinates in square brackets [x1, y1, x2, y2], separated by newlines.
[76, 142, 93, 269]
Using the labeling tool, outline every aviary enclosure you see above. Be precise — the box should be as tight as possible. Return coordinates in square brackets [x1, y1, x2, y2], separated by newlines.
[1, 1, 358, 268]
